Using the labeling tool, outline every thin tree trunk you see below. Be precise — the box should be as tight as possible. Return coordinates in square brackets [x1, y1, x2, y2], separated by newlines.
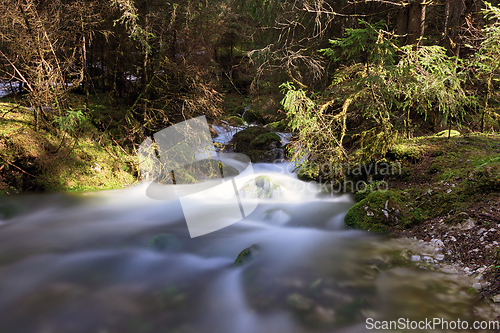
[407, 2, 426, 46]
[83, 34, 89, 112]
[396, 7, 408, 45]
[481, 76, 492, 132]
[444, 0, 465, 56]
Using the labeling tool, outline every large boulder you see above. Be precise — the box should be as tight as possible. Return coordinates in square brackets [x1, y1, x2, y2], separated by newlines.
[230, 126, 283, 163]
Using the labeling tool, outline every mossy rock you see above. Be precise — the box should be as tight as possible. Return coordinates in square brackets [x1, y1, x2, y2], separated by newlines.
[242, 149, 283, 163]
[231, 126, 282, 162]
[222, 115, 246, 126]
[168, 159, 238, 184]
[387, 143, 424, 161]
[344, 190, 405, 232]
[471, 164, 500, 191]
[234, 244, 260, 266]
[243, 109, 265, 125]
[434, 130, 460, 138]
[251, 132, 281, 150]
[266, 120, 288, 132]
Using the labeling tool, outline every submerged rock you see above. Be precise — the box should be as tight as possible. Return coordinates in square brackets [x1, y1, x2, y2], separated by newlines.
[287, 293, 314, 311]
[148, 233, 181, 251]
[234, 244, 260, 266]
[240, 175, 282, 199]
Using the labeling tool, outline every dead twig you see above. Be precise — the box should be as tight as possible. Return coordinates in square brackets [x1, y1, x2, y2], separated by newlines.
[0, 105, 21, 118]
[0, 156, 35, 177]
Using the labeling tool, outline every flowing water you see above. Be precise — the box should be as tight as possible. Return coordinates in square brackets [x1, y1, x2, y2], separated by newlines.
[0, 162, 488, 333]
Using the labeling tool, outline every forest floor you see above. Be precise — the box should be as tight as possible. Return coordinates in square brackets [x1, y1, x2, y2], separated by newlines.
[0, 102, 137, 194]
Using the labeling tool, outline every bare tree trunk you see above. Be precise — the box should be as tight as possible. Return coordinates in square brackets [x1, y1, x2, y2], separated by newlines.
[171, 28, 177, 63]
[396, 7, 409, 45]
[141, 0, 150, 88]
[444, 0, 465, 56]
[407, 2, 426, 45]
[83, 34, 89, 112]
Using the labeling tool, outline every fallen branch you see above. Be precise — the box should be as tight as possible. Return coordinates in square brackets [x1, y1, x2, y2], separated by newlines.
[0, 157, 35, 177]
[0, 105, 21, 118]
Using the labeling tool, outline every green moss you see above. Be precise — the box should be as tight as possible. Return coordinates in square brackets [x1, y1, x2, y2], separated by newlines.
[473, 164, 500, 191]
[221, 93, 246, 116]
[434, 129, 460, 137]
[387, 142, 425, 161]
[266, 120, 288, 132]
[222, 115, 246, 126]
[251, 132, 281, 149]
[231, 126, 282, 162]
[148, 233, 181, 251]
[234, 244, 260, 266]
[243, 109, 265, 125]
[344, 190, 405, 232]
[0, 103, 136, 192]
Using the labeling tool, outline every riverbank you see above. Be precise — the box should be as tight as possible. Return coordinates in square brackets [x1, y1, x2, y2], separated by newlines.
[0, 102, 137, 195]
[343, 132, 500, 320]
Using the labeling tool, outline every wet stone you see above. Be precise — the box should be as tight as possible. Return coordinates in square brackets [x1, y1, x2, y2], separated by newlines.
[287, 293, 314, 311]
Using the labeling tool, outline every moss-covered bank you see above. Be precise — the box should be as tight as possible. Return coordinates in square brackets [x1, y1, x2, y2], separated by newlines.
[0, 102, 137, 194]
[344, 132, 500, 299]
[345, 132, 500, 233]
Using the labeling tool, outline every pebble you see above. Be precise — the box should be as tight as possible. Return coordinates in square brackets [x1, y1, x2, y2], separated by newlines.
[492, 295, 500, 303]
[435, 254, 445, 261]
[423, 256, 434, 263]
[472, 283, 482, 289]
[411, 255, 421, 262]
[431, 238, 444, 248]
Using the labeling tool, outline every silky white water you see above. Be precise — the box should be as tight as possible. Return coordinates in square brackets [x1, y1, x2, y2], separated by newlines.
[0, 162, 483, 333]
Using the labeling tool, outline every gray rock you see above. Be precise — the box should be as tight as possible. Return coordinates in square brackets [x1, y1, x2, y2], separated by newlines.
[423, 256, 434, 263]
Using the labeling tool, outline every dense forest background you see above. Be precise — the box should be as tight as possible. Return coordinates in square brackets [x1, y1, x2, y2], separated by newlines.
[1, 0, 500, 190]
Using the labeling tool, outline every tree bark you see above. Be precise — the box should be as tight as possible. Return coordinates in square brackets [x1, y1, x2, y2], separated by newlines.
[396, 7, 408, 46]
[444, 0, 465, 56]
[407, 1, 426, 45]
